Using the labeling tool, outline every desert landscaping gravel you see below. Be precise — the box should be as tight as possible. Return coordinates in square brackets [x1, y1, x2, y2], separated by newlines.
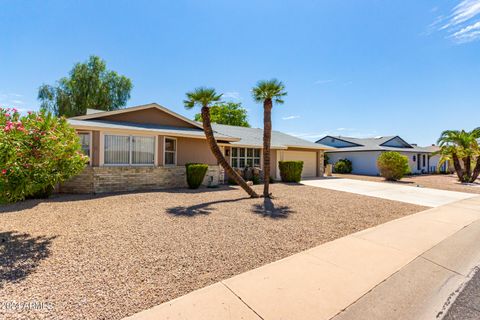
[335, 173, 480, 194]
[0, 183, 425, 319]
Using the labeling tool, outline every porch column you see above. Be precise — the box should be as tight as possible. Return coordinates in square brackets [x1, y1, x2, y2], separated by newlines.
[317, 150, 325, 177]
[157, 135, 164, 166]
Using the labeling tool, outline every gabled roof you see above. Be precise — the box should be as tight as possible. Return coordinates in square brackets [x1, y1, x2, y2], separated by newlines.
[317, 135, 430, 153]
[212, 124, 332, 150]
[68, 119, 239, 141]
[69, 103, 332, 149]
[71, 103, 204, 130]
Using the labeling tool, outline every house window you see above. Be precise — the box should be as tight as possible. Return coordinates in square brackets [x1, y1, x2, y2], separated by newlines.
[164, 137, 176, 166]
[104, 134, 155, 165]
[231, 147, 261, 168]
[78, 132, 91, 157]
[422, 155, 426, 167]
[132, 136, 155, 165]
[413, 155, 416, 162]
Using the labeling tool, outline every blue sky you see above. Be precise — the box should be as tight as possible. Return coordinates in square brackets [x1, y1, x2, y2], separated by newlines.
[1, 0, 479, 146]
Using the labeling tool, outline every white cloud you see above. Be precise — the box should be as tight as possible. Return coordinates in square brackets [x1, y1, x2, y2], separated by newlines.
[432, 0, 480, 43]
[442, 0, 480, 29]
[282, 115, 300, 120]
[0, 92, 33, 113]
[314, 79, 334, 85]
[336, 127, 355, 131]
[451, 20, 480, 42]
[222, 91, 241, 101]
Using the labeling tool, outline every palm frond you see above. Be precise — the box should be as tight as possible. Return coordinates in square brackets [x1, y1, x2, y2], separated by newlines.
[184, 87, 222, 109]
[251, 79, 287, 105]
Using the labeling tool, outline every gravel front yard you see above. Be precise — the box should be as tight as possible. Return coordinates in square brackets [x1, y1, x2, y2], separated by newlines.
[1, 183, 425, 319]
[334, 173, 480, 194]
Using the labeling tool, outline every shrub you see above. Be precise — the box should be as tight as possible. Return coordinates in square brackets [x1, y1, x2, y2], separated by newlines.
[251, 174, 261, 185]
[0, 108, 88, 203]
[278, 161, 304, 183]
[185, 163, 208, 189]
[334, 159, 352, 174]
[377, 151, 410, 181]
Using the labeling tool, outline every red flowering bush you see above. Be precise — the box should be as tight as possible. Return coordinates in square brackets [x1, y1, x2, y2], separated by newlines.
[0, 107, 88, 203]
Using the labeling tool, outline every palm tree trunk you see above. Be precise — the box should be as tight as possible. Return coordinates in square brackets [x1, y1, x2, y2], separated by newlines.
[262, 99, 272, 198]
[464, 156, 472, 181]
[201, 106, 259, 198]
[452, 153, 465, 182]
[470, 156, 480, 183]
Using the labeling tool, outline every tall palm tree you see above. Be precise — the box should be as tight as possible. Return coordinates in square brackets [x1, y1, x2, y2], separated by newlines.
[437, 128, 480, 183]
[252, 79, 287, 197]
[184, 87, 259, 198]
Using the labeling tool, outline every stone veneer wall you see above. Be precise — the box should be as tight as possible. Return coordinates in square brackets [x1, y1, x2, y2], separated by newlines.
[58, 165, 223, 194]
[318, 151, 325, 176]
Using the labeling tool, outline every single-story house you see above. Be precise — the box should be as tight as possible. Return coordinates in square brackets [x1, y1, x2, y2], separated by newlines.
[422, 145, 452, 173]
[316, 135, 437, 176]
[60, 103, 331, 193]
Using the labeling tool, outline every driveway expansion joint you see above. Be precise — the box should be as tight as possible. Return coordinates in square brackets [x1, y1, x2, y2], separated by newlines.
[220, 281, 266, 320]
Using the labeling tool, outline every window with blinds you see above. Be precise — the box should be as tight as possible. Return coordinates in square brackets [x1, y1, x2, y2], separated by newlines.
[104, 134, 155, 165]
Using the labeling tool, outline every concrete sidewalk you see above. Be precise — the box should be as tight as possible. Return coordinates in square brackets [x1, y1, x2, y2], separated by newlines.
[124, 196, 480, 320]
[301, 178, 476, 207]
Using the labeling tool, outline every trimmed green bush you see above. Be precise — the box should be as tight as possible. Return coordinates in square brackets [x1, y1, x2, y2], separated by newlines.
[278, 161, 304, 182]
[0, 108, 88, 203]
[333, 158, 352, 174]
[185, 163, 208, 189]
[377, 151, 410, 181]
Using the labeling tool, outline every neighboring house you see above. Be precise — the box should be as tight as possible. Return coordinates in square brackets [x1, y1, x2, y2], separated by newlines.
[423, 145, 452, 173]
[61, 103, 331, 193]
[316, 135, 435, 176]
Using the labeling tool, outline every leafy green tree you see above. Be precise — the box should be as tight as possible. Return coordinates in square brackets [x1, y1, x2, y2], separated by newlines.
[38, 55, 132, 117]
[0, 107, 88, 202]
[437, 128, 480, 182]
[194, 102, 250, 127]
[184, 88, 259, 198]
[252, 79, 287, 198]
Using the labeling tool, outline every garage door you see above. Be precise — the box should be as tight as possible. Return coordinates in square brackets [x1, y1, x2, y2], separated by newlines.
[283, 150, 317, 178]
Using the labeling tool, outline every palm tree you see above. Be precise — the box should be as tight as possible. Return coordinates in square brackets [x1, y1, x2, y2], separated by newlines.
[184, 87, 259, 198]
[437, 128, 480, 183]
[252, 79, 287, 197]
[470, 127, 480, 182]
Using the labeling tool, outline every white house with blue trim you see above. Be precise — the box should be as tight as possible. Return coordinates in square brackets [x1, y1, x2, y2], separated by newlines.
[316, 135, 438, 176]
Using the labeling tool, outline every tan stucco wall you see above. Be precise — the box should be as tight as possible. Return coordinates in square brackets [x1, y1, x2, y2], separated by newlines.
[270, 149, 277, 178]
[92, 131, 100, 166]
[176, 137, 217, 166]
[157, 135, 164, 166]
[95, 108, 197, 128]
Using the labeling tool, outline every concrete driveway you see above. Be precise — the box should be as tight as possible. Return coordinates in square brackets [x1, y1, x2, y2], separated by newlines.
[301, 178, 476, 207]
